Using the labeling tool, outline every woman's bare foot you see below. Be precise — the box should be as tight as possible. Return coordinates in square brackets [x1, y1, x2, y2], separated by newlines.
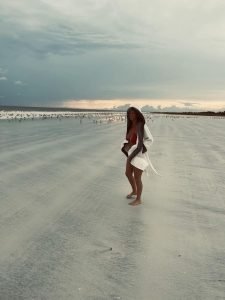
[128, 199, 142, 206]
[126, 191, 137, 199]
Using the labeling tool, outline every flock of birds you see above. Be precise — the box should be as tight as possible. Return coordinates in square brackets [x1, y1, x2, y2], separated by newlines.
[0, 110, 224, 123]
[0, 111, 122, 123]
[0, 110, 157, 124]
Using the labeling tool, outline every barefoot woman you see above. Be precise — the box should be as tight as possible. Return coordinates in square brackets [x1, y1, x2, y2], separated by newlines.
[121, 106, 149, 206]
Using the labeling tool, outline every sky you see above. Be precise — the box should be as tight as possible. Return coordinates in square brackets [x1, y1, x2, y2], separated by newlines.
[0, 0, 225, 111]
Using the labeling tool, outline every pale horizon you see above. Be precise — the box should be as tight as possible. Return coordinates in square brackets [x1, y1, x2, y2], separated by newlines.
[61, 99, 225, 112]
[1, 98, 225, 112]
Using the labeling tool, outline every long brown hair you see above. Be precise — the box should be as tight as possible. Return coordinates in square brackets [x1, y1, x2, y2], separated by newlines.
[126, 106, 147, 153]
[126, 106, 145, 134]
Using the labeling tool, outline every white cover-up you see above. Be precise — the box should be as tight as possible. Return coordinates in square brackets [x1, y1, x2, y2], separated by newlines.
[121, 123, 160, 177]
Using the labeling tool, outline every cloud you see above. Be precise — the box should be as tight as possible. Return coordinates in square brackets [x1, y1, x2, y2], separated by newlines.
[14, 80, 26, 86]
[112, 103, 204, 112]
[1, 1, 225, 59]
[0, 68, 8, 82]
[157, 105, 202, 112]
[180, 102, 199, 107]
[141, 104, 202, 112]
[141, 105, 157, 112]
[0, 1, 225, 108]
[0, 1, 149, 58]
[0, 26, 142, 59]
[0, 67, 8, 74]
[112, 103, 131, 111]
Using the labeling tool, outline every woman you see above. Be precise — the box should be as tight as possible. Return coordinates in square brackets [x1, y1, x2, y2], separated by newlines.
[121, 106, 159, 206]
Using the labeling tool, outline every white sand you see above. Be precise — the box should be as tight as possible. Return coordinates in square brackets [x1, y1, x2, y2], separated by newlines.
[0, 115, 225, 299]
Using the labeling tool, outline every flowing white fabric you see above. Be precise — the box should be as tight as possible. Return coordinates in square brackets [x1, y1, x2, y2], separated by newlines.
[121, 123, 161, 177]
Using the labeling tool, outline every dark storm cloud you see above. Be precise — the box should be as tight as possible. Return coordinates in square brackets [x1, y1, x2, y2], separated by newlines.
[0, 0, 225, 108]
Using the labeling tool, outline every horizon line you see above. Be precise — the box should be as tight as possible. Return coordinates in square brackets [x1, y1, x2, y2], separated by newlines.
[1, 104, 225, 114]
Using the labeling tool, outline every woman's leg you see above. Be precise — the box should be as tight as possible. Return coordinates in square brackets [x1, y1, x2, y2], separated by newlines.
[129, 166, 143, 205]
[125, 158, 137, 195]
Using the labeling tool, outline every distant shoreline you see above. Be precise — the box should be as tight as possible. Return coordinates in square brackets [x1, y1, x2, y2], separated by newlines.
[152, 111, 225, 117]
[0, 105, 225, 117]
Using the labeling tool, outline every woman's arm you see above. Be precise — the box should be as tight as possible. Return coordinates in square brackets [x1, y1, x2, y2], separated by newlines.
[128, 122, 143, 162]
[121, 144, 129, 157]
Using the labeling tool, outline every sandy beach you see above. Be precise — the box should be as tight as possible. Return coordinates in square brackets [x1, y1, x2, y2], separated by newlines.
[0, 115, 225, 299]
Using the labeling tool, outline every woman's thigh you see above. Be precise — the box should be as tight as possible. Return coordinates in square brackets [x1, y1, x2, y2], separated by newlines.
[133, 165, 143, 180]
[125, 159, 134, 176]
